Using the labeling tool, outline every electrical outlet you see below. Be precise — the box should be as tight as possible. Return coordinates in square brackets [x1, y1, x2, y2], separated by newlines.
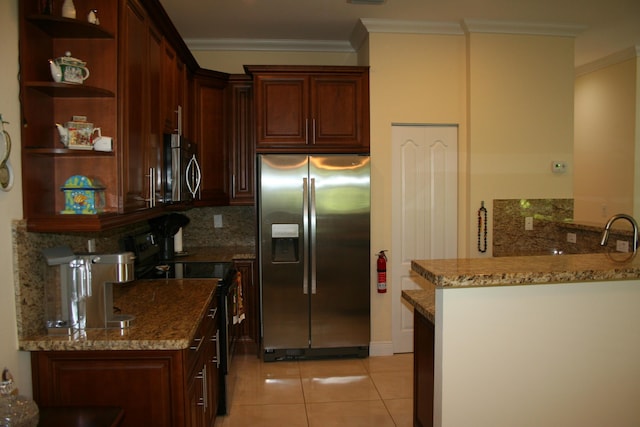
[524, 217, 533, 230]
[566, 233, 577, 243]
[616, 240, 629, 253]
[214, 214, 223, 228]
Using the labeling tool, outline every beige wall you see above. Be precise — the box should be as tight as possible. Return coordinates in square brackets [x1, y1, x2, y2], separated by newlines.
[0, 0, 31, 396]
[467, 33, 575, 256]
[574, 57, 638, 223]
[365, 33, 468, 345]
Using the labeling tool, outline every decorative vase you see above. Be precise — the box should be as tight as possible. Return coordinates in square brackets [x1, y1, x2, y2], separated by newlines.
[0, 369, 39, 427]
[61, 0, 76, 19]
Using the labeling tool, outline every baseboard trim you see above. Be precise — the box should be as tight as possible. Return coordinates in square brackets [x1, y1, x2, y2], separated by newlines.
[369, 341, 394, 356]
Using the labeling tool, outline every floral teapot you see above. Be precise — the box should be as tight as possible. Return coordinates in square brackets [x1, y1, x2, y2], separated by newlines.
[49, 51, 90, 84]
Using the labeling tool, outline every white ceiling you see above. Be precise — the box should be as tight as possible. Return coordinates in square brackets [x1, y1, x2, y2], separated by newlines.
[158, 0, 640, 67]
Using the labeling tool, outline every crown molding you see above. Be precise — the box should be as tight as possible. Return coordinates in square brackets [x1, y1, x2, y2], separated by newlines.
[575, 45, 640, 76]
[185, 38, 354, 53]
[462, 19, 586, 37]
[351, 18, 464, 50]
[186, 18, 588, 53]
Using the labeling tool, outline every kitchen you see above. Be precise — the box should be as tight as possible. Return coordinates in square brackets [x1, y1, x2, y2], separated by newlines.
[1, 0, 639, 425]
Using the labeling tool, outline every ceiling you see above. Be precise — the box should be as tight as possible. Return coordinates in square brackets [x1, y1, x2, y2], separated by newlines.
[158, 0, 640, 67]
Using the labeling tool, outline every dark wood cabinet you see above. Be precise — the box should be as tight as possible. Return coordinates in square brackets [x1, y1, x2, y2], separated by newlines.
[18, 0, 200, 232]
[414, 310, 435, 427]
[31, 298, 219, 427]
[233, 259, 259, 355]
[120, 0, 164, 212]
[245, 65, 370, 153]
[226, 75, 255, 205]
[193, 69, 230, 206]
[18, 1, 120, 231]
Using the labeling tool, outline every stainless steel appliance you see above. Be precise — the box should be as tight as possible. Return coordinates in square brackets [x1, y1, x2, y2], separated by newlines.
[258, 154, 371, 361]
[163, 133, 201, 203]
[42, 247, 136, 334]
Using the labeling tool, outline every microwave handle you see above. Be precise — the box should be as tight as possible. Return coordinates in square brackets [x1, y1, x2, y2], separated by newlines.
[186, 154, 201, 198]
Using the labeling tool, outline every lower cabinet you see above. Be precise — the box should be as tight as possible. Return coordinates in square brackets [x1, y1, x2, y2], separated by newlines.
[31, 300, 219, 427]
[414, 310, 435, 427]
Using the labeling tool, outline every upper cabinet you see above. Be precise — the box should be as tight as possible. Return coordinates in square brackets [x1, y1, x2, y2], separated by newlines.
[245, 65, 370, 153]
[18, 0, 198, 232]
[193, 69, 230, 207]
[226, 75, 255, 205]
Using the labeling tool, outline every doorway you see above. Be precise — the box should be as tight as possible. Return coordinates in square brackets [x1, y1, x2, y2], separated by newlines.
[391, 124, 458, 353]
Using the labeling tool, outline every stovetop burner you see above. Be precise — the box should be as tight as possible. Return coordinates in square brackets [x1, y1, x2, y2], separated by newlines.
[141, 261, 232, 280]
[122, 231, 234, 282]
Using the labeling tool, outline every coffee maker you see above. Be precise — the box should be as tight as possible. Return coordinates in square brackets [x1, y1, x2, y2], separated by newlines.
[42, 247, 136, 335]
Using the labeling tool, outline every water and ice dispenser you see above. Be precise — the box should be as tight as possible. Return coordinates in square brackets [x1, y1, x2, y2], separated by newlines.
[42, 246, 136, 335]
[271, 224, 299, 263]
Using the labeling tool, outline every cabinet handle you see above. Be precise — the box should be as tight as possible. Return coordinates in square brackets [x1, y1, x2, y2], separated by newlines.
[145, 167, 155, 207]
[190, 335, 205, 352]
[208, 307, 218, 319]
[176, 105, 182, 136]
[305, 118, 309, 144]
[312, 118, 316, 144]
[202, 364, 208, 410]
[212, 329, 220, 368]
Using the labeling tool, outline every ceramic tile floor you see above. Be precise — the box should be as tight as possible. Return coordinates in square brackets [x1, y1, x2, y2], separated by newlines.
[214, 353, 414, 427]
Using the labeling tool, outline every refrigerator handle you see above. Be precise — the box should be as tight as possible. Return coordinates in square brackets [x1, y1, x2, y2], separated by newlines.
[303, 177, 309, 295]
[310, 177, 317, 294]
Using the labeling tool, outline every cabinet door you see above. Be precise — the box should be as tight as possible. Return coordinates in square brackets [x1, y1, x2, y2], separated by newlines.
[193, 72, 229, 206]
[162, 41, 179, 134]
[121, 0, 164, 211]
[311, 74, 369, 149]
[414, 311, 434, 427]
[254, 74, 309, 147]
[120, 0, 148, 211]
[227, 76, 255, 205]
[31, 351, 181, 427]
[147, 23, 164, 207]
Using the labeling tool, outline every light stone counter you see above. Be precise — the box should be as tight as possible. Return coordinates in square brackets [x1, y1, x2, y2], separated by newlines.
[19, 279, 218, 352]
[403, 253, 640, 321]
[411, 252, 640, 288]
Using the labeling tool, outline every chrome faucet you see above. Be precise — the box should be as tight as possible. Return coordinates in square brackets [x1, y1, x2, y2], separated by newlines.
[600, 213, 639, 254]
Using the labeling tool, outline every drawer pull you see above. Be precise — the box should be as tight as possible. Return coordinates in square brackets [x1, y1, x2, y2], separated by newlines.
[190, 335, 205, 352]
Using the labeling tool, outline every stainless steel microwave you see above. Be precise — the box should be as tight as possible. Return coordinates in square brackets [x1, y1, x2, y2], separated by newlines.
[163, 133, 201, 203]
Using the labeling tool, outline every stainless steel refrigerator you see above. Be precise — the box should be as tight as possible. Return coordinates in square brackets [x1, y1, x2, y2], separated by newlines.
[258, 154, 371, 361]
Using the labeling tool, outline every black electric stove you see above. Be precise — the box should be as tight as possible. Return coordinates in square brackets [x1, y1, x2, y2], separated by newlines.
[122, 231, 233, 281]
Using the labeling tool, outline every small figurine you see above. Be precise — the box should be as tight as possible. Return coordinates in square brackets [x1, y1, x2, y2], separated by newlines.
[87, 9, 100, 25]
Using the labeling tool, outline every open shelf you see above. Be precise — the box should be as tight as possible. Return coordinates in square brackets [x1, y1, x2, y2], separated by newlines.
[25, 82, 115, 97]
[26, 15, 115, 39]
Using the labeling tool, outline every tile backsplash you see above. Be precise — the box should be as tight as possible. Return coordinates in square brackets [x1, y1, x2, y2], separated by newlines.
[493, 199, 633, 256]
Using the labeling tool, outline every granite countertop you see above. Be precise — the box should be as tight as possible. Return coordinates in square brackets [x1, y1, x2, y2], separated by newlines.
[403, 252, 640, 322]
[19, 279, 217, 352]
[412, 252, 640, 288]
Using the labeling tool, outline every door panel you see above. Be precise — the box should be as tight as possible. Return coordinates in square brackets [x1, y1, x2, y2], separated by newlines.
[391, 125, 458, 353]
[310, 155, 371, 348]
[259, 155, 309, 350]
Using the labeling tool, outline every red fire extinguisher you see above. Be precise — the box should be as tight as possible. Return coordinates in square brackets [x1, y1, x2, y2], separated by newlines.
[377, 250, 388, 293]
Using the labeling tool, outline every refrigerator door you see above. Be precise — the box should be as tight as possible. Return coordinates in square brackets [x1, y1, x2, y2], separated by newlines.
[259, 155, 310, 350]
[309, 155, 370, 348]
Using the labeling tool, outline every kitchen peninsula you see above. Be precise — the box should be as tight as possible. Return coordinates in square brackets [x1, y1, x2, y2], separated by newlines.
[403, 253, 640, 427]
